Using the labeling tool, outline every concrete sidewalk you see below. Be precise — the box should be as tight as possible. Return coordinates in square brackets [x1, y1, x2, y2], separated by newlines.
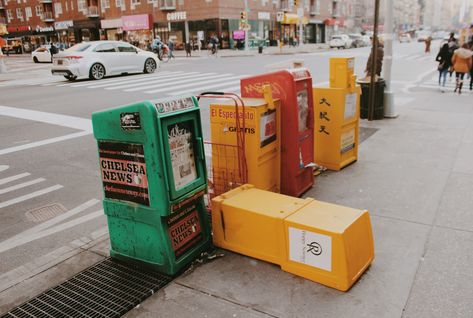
[1, 87, 473, 318]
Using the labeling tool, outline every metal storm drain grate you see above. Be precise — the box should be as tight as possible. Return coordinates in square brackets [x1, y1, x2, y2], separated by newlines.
[25, 203, 67, 223]
[1, 258, 172, 318]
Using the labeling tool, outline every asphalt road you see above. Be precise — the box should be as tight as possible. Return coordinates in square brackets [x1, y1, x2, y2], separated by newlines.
[0, 40, 448, 275]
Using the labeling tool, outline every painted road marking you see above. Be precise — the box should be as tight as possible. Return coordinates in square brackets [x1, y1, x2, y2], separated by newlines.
[0, 173, 31, 185]
[168, 78, 245, 96]
[0, 105, 92, 131]
[118, 72, 210, 91]
[147, 74, 235, 94]
[0, 209, 103, 254]
[15, 199, 100, 238]
[132, 73, 231, 93]
[0, 178, 46, 195]
[0, 184, 63, 209]
[0, 131, 91, 156]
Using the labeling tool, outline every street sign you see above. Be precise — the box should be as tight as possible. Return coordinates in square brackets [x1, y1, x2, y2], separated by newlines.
[276, 12, 284, 22]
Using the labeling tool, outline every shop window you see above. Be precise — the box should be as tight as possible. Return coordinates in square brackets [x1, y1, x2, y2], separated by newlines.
[77, 0, 87, 12]
[16, 8, 23, 21]
[159, 0, 175, 9]
[6, 9, 13, 22]
[117, 43, 137, 52]
[35, 5, 42, 17]
[101, 0, 110, 8]
[25, 7, 32, 20]
[54, 3, 62, 15]
[94, 43, 117, 52]
[310, 0, 320, 14]
[280, 0, 289, 11]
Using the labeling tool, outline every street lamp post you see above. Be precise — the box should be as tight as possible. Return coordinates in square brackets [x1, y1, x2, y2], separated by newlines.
[383, 0, 397, 118]
[244, 0, 249, 52]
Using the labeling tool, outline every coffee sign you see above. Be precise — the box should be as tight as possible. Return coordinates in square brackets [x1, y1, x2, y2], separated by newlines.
[167, 11, 187, 21]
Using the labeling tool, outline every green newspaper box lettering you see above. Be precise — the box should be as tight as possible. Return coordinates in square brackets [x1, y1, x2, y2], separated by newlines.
[92, 96, 211, 275]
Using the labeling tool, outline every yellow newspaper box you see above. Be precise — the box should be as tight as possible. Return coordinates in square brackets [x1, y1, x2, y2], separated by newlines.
[210, 98, 281, 193]
[313, 57, 361, 171]
[212, 185, 374, 291]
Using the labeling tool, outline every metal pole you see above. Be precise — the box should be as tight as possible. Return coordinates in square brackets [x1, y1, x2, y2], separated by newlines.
[368, 0, 380, 121]
[244, 0, 249, 52]
[383, 0, 397, 118]
[298, 3, 303, 45]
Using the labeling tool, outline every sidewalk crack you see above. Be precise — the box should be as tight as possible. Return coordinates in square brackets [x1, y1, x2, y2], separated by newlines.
[174, 281, 281, 318]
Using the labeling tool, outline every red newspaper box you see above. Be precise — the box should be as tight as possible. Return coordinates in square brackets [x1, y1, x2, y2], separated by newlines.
[241, 69, 314, 197]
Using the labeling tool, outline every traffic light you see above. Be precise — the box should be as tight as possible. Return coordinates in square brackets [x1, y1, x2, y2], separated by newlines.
[240, 11, 247, 21]
[294, 0, 299, 7]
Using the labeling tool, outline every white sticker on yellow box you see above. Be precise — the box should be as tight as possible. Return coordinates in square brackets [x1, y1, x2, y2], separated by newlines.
[344, 93, 357, 120]
[289, 227, 332, 272]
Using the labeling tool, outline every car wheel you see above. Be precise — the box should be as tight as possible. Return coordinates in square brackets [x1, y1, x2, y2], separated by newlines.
[144, 58, 157, 74]
[89, 63, 106, 80]
[33, 56, 39, 63]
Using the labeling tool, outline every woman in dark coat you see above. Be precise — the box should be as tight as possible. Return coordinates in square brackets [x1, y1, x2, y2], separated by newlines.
[365, 38, 384, 78]
[436, 43, 452, 91]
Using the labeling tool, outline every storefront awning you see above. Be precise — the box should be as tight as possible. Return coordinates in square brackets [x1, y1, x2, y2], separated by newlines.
[281, 14, 309, 25]
[101, 19, 122, 29]
[324, 18, 345, 27]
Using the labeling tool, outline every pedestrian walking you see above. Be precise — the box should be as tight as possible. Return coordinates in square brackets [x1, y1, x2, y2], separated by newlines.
[185, 41, 192, 57]
[424, 36, 432, 53]
[167, 39, 174, 59]
[0, 48, 7, 74]
[49, 43, 58, 62]
[436, 43, 452, 92]
[451, 43, 473, 94]
[470, 44, 473, 91]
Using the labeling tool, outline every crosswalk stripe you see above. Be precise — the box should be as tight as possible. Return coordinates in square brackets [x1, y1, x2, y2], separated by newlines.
[0, 184, 63, 209]
[66, 72, 171, 88]
[124, 72, 225, 92]
[146, 74, 236, 94]
[113, 72, 210, 91]
[83, 71, 180, 89]
[167, 79, 243, 96]
[215, 85, 241, 93]
[0, 173, 31, 185]
[58, 71, 172, 88]
[0, 178, 46, 195]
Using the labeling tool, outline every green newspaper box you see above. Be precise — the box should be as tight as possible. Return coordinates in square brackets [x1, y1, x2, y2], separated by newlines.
[92, 96, 211, 275]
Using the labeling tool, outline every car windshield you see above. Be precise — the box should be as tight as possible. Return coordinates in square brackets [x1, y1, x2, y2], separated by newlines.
[67, 43, 92, 52]
[332, 36, 342, 40]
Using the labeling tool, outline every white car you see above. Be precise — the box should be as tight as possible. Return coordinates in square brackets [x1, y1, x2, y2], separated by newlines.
[51, 41, 159, 81]
[329, 35, 352, 49]
[399, 33, 412, 43]
[32, 47, 52, 63]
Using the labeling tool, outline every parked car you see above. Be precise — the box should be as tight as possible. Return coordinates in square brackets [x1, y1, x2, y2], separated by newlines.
[416, 31, 431, 42]
[360, 35, 371, 47]
[329, 34, 352, 49]
[32, 47, 52, 63]
[349, 34, 365, 48]
[399, 33, 412, 43]
[51, 41, 160, 81]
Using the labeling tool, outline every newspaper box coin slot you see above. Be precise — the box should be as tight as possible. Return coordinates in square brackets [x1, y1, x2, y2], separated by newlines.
[92, 96, 211, 276]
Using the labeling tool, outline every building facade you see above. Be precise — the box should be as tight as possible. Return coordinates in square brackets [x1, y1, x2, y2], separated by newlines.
[0, 0, 355, 52]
